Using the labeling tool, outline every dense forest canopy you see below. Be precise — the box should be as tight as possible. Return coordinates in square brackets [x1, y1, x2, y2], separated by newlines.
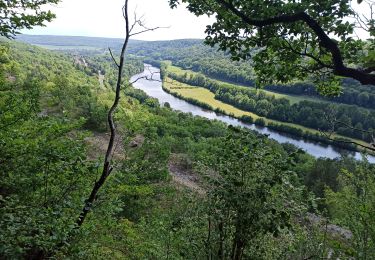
[2, 39, 375, 258]
[1, 0, 375, 259]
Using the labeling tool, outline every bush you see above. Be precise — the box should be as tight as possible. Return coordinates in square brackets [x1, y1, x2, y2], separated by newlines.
[241, 115, 254, 124]
[255, 118, 266, 126]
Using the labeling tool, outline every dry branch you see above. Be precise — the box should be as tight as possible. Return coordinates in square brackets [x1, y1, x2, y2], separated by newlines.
[76, 0, 164, 227]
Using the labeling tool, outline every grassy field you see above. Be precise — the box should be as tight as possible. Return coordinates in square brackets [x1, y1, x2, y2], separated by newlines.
[164, 77, 371, 149]
[164, 78, 314, 129]
[165, 79, 261, 119]
[168, 65, 327, 105]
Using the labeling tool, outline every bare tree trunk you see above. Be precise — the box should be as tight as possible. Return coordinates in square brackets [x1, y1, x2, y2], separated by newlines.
[206, 217, 212, 260]
[230, 218, 245, 260]
[218, 220, 224, 260]
[74, 0, 163, 228]
[76, 0, 131, 227]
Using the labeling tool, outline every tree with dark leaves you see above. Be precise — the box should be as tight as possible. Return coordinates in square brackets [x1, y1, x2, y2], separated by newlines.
[0, 0, 60, 38]
[169, 0, 375, 93]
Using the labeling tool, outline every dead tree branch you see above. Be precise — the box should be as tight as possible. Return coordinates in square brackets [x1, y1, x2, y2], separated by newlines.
[319, 130, 375, 152]
[76, 0, 163, 227]
[108, 48, 120, 68]
[130, 68, 162, 84]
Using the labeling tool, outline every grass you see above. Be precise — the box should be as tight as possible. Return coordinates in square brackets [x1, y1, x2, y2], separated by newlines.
[168, 65, 328, 105]
[164, 78, 315, 129]
[164, 77, 371, 149]
[165, 79, 261, 119]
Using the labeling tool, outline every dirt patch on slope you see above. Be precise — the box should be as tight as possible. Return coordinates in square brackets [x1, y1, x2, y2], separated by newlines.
[85, 132, 145, 161]
[85, 132, 125, 161]
[168, 153, 205, 195]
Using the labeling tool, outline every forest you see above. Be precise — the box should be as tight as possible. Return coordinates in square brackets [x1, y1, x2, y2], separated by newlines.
[2, 38, 375, 259]
[2, 0, 375, 259]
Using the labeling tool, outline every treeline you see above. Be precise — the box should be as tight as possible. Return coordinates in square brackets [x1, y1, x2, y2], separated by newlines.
[165, 65, 375, 143]
[163, 77, 358, 152]
[127, 39, 256, 85]
[267, 123, 357, 151]
[266, 79, 375, 109]
[219, 94, 375, 143]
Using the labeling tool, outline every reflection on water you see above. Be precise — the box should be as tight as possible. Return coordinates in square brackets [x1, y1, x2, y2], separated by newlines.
[131, 65, 375, 163]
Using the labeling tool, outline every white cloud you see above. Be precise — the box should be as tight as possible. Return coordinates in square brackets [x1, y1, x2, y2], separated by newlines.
[21, 0, 214, 41]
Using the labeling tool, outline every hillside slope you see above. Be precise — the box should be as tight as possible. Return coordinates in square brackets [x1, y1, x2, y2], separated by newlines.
[1, 38, 375, 259]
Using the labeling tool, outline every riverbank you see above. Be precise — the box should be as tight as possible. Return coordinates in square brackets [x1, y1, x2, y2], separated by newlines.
[166, 64, 323, 105]
[162, 77, 372, 154]
[163, 64, 375, 151]
[131, 64, 375, 161]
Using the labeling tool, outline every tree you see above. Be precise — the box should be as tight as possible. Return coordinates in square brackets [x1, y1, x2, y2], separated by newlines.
[326, 161, 375, 258]
[202, 129, 305, 259]
[0, 0, 60, 38]
[0, 75, 94, 258]
[169, 0, 375, 91]
[76, 0, 162, 227]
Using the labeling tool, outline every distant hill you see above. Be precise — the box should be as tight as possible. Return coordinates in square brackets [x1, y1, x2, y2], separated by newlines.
[16, 34, 203, 50]
[16, 34, 144, 50]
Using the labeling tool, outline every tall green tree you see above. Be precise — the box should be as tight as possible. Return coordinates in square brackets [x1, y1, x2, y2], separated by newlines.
[0, 0, 60, 38]
[169, 0, 375, 92]
[202, 129, 306, 259]
[326, 161, 375, 259]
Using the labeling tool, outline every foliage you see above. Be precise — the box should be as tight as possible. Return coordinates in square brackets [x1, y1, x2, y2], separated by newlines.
[326, 161, 375, 258]
[303, 158, 356, 210]
[165, 64, 375, 143]
[169, 0, 375, 87]
[0, 0, 60, 38]
[0, 39, 143, 257]
[200, 129, 306, 258]
[0, 82, 95, 258]
[2, 37, 375, 259]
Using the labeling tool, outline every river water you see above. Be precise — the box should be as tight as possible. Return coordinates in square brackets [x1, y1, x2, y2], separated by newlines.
[131, 64, 375, 162]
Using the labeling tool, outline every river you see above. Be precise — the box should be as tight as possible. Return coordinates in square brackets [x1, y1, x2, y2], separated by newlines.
[131, 64, 375, 162]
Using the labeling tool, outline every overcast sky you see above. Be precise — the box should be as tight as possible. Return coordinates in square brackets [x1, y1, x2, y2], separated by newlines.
[22, 0, 213, 40]
[22, 0, 372, 41]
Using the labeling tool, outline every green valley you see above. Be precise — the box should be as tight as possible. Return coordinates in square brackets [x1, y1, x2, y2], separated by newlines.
[2, 0, 375, 259]
[3, 33, 374, 259]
